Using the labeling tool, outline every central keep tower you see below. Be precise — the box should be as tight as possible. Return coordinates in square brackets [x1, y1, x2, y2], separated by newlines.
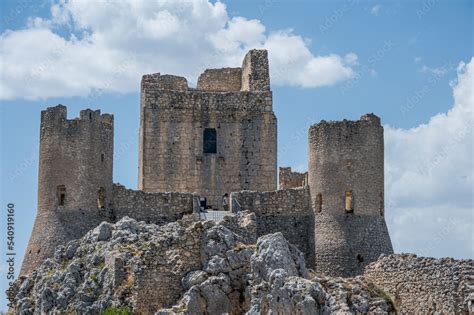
[138, 50, 277, 209]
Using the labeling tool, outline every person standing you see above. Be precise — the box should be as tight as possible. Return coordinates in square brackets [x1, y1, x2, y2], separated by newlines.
[222, 193, 229, 211]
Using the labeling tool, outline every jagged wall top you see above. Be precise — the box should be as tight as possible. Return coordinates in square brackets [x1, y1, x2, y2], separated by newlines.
[141, 49, 270, 93]
[40, 104, 113, 138]
[309, 113, 381, 132]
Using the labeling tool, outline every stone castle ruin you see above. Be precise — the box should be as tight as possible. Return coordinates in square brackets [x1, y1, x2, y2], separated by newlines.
[21, 49, 393, 279]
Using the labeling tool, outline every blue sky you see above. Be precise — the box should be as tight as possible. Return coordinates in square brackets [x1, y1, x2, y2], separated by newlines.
[0, 0, 473, 310]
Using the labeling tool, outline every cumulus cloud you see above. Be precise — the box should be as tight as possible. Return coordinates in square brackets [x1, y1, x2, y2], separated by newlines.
[385, 58, 474, 259]
[0, 0, 357, 100]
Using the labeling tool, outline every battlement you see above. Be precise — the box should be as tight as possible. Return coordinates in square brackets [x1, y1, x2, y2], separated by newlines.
[41, 105, 114, 138]
[308, 113, 383, 153]
[142, 49, 270, 95]
[310, 113, 381, 131]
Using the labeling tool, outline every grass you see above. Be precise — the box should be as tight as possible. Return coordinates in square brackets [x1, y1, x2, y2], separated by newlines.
[100, 306, 131, 315]
[368, 283, 394, 306]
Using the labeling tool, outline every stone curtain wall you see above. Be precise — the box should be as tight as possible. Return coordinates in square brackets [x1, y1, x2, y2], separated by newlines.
[21, 105, 114, 276]
[231, 188, 315, 267]
[197, 68, 242, 91]
[138, 50, 277, 209]
[20, 183, 195, 276]
[364, 254, 474, 314]
[308, 114, 393, 277]
[111, 184, 195, 224]
[279, 167, 308, 189]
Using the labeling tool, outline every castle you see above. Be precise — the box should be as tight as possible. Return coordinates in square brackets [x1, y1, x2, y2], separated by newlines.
[21, 49, 393, 278]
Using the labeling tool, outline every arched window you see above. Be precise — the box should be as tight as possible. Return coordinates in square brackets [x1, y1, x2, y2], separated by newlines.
[57, 185, 66, 206]
[203, 128, 217, 153]
[345, 191, 353, 213]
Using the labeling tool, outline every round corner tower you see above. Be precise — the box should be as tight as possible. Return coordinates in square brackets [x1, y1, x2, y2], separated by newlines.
[309, 113, 393, 277]
[21, 104, 114, 276]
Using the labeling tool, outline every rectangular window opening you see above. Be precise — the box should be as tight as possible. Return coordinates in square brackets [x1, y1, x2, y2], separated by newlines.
[203, 128, 217, 154]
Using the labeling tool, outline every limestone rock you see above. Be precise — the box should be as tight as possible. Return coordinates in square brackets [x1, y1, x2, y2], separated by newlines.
[10, 212, 402, 314]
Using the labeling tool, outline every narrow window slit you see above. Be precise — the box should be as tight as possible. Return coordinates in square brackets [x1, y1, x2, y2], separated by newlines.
[345, 191, 353, 213]
[97, 187, 106, 209]
[57, 185, 66, 206]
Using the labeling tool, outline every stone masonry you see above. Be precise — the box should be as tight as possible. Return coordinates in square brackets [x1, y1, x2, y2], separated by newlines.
[231, 188, 315, 268]
[363, 254, 474, 313]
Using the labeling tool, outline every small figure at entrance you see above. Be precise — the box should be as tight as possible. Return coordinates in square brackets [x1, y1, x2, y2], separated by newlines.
[199, 196, 207, 212]
[222, 193, 229, 211]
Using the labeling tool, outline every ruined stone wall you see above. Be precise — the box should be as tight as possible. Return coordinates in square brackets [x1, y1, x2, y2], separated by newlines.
[21, 105, 114, 276]
[241, 49, 270, 92]
[141, 73, 188, 91]
[279, 167, 307, 189]
[138, 50, 277, 209]
[197, 68, 242, 91]
[111, 184, 195, 224]
[230, 188, 315, 267]
[309, 114, 393, 277]
[364, 254, 474, 314]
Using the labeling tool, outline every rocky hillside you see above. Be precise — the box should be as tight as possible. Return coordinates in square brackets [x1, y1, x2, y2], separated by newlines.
[11, 212, 395, 314]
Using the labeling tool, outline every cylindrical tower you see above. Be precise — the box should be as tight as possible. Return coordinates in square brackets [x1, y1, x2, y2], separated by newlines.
[309, 113, 393, 277]
[20, 105, 114, 275]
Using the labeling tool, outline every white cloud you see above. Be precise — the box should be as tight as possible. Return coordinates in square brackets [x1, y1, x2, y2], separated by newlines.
[385, 58, 474, 259]
[420, 64, 453, 76]
[371, 4, 382, 16]
[0, 0, 357, 100]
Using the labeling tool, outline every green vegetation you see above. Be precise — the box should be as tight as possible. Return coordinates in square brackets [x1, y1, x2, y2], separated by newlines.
[98, 261, 106, 269]
[368, 283, 394, 306]
[100, 306, 131, 315]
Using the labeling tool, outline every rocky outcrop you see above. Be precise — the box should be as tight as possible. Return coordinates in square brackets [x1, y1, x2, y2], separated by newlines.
[246, 233, 395, 314]
[12, 212, 257, 314]
[10, 212, 395, 314]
